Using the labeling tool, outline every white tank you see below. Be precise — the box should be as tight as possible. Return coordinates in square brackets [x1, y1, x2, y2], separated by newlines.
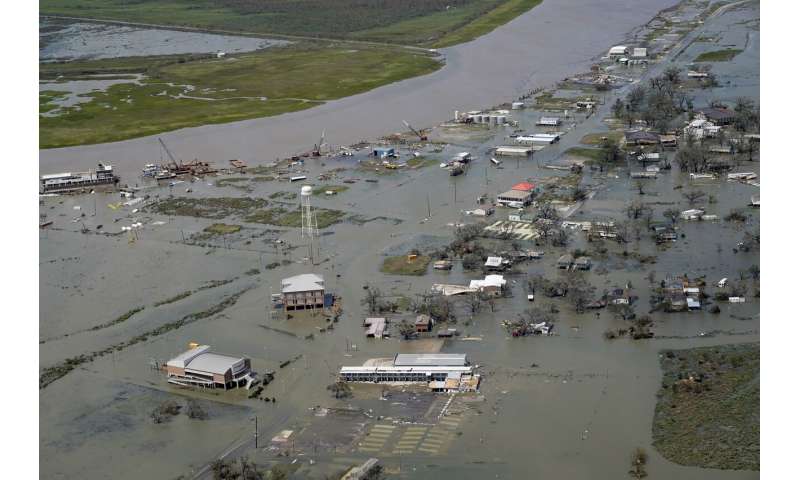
[301, 185, 313, 196]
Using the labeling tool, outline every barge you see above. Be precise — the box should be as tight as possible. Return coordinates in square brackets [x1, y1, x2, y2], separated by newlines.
[40, 164, 119, 194]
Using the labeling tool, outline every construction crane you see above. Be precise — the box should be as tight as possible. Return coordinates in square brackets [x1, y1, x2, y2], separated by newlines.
[158, 137, 180, 169]
[158, 138, 195, 175]
[403, 120, 427, 142]
[312, 130, 326, 157]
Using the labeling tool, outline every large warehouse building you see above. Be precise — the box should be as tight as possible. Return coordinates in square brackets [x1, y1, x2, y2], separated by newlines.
[166, 345, 256, 390]
[339, 354, 480, 392]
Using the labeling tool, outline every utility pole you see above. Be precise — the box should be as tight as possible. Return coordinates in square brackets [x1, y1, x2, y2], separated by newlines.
[252, 416, 259, 448]
[427, 194, 431, 218]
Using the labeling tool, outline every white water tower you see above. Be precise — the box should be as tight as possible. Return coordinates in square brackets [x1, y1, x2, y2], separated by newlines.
[300, 185, 317, 239]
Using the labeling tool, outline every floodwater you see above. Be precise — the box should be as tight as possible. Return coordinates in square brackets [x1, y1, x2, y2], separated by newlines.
[40, 0, 680, 180]
[40, 1, 760, 479]
[40, 18, 287, 62]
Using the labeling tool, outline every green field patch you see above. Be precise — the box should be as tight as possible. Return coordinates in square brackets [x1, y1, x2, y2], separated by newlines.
[42, 0, 536, 46]
[204, 223, 242, 235]
[433, 0, 543, 48]
[652, 343, 759, 470]
[694, 48, 743, 62]
[564, 147, 605, 162]
[245, 207, 345, 228]
[381, 255, 431, 276]
[150, 197, 268, 219]
[580, 131, 623, 146]
[40, 43, 440, 148]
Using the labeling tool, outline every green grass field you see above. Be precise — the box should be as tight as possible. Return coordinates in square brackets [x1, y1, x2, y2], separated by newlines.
[380, 255, 431, 275]
[564, 147, 605, 162]
[652, 343, 759, 470]
[41, 0, 540, 46]
[694, 48, 743, 62]
[39, 43, 441, 148]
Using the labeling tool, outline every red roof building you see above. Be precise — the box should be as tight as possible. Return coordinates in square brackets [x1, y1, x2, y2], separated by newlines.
[511, 182, 536, 192]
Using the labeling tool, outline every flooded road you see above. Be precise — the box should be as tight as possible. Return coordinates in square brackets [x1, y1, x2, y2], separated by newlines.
[39, 0, 677, 179]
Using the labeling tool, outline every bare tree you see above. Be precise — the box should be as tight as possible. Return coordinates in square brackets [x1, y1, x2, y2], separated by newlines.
[467, 293, 485, 314]
[682, 189, 707, 206]
[361, 286, 383, 314]
[662, 208, 680, 225]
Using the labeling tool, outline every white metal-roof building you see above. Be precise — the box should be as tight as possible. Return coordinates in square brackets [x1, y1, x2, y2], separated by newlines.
[536, 117, 562, 126]
[609, 45, 629, 56]
[166, 345, 255, 390]
[496, 188, 533, 206]
[281, 273, 324, 293]
[281, 273, 325, 311]
[495, 146, 533, 156]
[339, 353, 474, 384]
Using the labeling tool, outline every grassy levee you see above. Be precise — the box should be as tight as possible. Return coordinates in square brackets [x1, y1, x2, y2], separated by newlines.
[432, 0, 543, 48]
[39, 43, 441, 148]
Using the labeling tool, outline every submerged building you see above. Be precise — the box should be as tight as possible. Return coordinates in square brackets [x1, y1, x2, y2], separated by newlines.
[166, 344, 256, 390]
[339, 354, 480, 392]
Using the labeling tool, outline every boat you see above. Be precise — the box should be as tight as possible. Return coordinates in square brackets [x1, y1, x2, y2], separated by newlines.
[142, 164, 159, 177]
[40, 164, 119, 194]
[155, 169, 177, 181]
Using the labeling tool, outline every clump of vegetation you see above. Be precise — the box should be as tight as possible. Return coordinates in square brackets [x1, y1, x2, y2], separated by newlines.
[652, 343, 759, 470]
[724, 209, 747, 222]
[245, 207, 345, 228]
[215, 177, 251, 190]
[89, 306, 145, 331]
[694, 48, 743, 62]
[327, 381, 353, 399]
[204, 223, 242, 235]
[211, 456, 263, 480]
[185, 399, 208, 420]
[151, 197, 267, 219]
[151, 399, 181, 424]
[380, 254, 431, 275]
[153, 291, 192, 307]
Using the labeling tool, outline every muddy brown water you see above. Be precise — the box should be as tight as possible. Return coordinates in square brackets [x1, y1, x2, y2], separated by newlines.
[40, 1, 759, 479]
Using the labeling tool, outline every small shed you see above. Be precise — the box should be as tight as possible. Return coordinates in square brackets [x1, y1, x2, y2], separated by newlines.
[557, 254, 574, 269]
[484, 256, 505, 271]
